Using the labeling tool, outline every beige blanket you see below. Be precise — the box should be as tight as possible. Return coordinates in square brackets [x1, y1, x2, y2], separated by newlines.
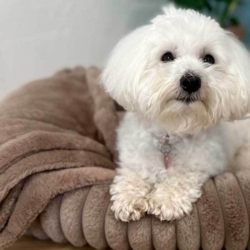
[0, 67, 250, 250]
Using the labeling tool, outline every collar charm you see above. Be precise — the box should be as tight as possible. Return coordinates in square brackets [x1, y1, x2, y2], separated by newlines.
[155, 134, 171, 168]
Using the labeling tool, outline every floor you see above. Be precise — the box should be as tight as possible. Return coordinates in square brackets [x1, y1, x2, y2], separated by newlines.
[10, 236, 94, 250]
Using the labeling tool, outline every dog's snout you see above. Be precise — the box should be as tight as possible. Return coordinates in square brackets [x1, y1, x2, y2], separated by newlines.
[180, 74, 201, 93]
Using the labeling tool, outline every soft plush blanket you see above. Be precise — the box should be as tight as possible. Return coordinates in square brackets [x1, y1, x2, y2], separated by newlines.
[0, 67, 250, 250]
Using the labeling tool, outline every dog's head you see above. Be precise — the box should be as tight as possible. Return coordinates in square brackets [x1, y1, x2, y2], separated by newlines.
[102, 7, 250, 133]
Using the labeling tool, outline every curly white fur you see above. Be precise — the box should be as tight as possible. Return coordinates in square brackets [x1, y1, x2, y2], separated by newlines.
[101, 7, 250, 221]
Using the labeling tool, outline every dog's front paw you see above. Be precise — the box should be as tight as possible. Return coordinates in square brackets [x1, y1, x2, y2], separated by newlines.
[148, 181, 202, 221]
[111, 196, 148, 222]
[111, 197, 148, 222]
[110, 169, 151, 222]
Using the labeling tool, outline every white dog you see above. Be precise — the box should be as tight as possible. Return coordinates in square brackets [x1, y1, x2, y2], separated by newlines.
[101, 7, 250, 222]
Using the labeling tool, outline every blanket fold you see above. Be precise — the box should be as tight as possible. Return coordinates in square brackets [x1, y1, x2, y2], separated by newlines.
[0, 67, 116, 249]
[0, 67, 250, 250]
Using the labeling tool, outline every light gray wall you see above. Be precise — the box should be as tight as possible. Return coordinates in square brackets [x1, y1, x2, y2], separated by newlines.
[1, 0, 248, 98]
[0, 0, 166, 98]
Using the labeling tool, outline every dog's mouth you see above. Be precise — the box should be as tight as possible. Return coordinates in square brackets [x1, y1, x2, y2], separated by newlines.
[176, 96, 198, 104]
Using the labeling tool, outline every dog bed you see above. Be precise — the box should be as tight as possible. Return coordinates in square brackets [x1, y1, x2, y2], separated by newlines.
[0, 67, 249, 250]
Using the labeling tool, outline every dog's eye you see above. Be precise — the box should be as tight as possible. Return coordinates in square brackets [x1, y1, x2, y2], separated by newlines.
[203, 54, 215, 64]
[161, 52, 174, 62]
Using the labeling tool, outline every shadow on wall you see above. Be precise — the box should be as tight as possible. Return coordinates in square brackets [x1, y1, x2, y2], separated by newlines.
[0, 0, 166, 99]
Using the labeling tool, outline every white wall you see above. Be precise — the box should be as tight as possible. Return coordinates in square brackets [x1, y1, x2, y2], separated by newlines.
[0, 0, 165, 98]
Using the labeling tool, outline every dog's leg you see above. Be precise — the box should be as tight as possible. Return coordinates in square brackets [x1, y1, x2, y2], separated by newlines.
[148, 130, 227, 221]
[110, 113, 165, 221]
[110, 168, 151, 222]
[148, 169, 208, 221]
[110, 148, 166, 222]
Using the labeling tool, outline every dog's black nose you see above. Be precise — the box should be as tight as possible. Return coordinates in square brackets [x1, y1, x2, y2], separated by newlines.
[180, 74, 201, 93]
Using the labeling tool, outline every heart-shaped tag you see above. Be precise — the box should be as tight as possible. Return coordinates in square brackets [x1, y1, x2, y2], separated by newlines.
[164, 153, 169, 168]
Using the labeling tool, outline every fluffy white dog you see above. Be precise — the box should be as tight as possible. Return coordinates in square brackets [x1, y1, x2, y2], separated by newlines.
[101, 6, 250, 222]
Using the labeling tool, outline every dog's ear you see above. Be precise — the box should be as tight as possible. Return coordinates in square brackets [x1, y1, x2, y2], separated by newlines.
[101, 26, 150, 111]
[226, 31, 250, 115]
